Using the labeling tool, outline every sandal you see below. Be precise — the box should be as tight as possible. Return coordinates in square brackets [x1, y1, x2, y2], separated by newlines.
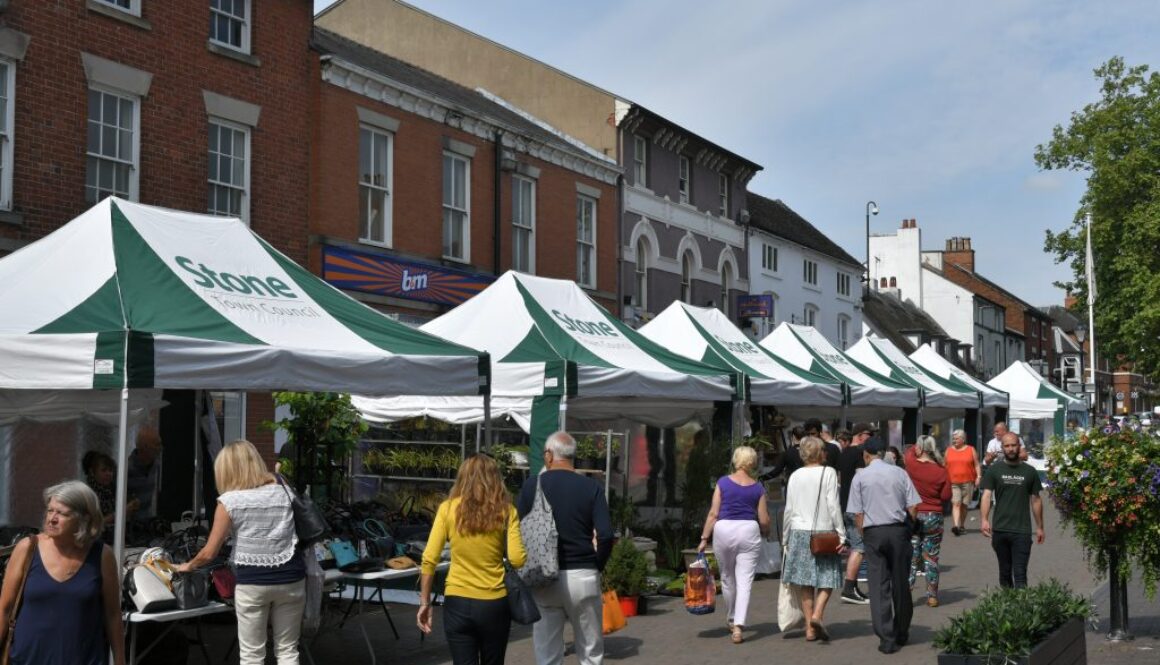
[731, 627, 744, 644]
[809, 620, 830, 642]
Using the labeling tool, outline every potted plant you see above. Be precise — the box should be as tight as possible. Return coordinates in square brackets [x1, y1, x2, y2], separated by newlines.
[574, 435, 601, 470]
[933, 579, 1093, 664]
[602, 539, 648, 617]
[264, 391, 368, 499]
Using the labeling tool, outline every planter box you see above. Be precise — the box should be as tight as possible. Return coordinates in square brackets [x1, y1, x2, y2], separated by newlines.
[938, 617, 1086, 665]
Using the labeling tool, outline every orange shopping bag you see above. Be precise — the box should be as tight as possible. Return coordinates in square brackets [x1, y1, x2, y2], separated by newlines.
[602, 590, 626, 634]
[684, 553, 716, 615]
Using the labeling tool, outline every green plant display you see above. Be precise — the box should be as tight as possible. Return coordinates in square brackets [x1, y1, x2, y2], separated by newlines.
[608, 491, 638, 537]
[575, 435, 601, 460]
[602, 539, 649, 597]
[1046, 428, 1160, 597]
[264, 391, 368, 499]
[932, 579, 1093, 658]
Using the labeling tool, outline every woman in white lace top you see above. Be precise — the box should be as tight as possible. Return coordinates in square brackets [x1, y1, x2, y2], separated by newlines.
[178, 440, 305, 665]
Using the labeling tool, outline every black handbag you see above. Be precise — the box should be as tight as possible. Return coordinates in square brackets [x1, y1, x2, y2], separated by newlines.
[171, 570, 210, 610]
[503, 518, 541, 625]
[277, 475, 331, 546]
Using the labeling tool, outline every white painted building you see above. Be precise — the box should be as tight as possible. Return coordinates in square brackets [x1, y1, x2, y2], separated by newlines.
[869, 218, 1010, 377]
[745, 194, 863, 349]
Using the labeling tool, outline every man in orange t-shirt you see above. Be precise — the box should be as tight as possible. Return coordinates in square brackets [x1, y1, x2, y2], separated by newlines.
[944, 429, 981, 535]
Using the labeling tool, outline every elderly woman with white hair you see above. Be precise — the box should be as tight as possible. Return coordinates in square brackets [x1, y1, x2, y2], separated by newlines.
[698, 445, 771, 644]
[0, 480, 126, 665]
[904, 435, 952, 607]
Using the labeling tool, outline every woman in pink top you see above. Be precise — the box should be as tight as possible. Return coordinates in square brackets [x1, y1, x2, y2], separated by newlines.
[904, 436, 951, 606]
[698, 446, 771, 644]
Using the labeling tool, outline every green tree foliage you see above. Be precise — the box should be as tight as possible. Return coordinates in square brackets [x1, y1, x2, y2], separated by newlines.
[265, 392, 368, 498]
[1035, 57, 1160, 379]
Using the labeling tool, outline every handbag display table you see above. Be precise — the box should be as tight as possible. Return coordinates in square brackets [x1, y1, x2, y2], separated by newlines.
[125, 601, 234, 665]
[335, 561, 450, 665]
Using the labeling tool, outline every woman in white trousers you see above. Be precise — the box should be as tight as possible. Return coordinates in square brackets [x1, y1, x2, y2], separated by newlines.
[699, 446, 771, 644]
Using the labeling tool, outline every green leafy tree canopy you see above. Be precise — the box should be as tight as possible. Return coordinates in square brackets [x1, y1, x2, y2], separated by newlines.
[1035, 57, 1160, 379]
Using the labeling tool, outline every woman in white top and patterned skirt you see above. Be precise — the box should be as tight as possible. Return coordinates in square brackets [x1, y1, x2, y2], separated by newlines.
[781, 436, 848, 642]
[179, 440, 306, 665]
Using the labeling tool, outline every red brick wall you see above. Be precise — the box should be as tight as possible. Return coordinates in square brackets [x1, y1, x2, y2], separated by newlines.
[313, 81, 618, 311]
[1, 1, 316, 264]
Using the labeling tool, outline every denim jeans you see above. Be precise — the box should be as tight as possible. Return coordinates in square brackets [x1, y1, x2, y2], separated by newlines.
[991, 531, 1032, 588]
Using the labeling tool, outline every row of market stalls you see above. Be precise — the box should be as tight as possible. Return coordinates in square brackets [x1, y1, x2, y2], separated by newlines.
[0, 199, 1087, 561]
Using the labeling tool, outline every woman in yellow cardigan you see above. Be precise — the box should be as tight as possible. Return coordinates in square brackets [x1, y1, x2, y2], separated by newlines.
[418, 454, 526, 665]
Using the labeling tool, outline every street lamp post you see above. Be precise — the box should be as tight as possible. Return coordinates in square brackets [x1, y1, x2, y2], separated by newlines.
[865, 201, 879, 284]
[1075, 323, 1088, 419]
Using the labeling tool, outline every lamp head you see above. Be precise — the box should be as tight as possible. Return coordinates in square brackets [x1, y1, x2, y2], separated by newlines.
[868, 201, 879, 216]
[1075, 323, 1087, 343]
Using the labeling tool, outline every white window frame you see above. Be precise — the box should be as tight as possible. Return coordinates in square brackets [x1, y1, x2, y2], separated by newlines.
[93, 0, 142, 17]
[633, 135, 647, 187]
[207, 117, 251, 224]
[86, 85, 140, 204]
[442, 151, 471, 262]
[0, 59, 14, 211]
[838, 315, 851, 350]
[678, 155, 690, 204]
[720, 262, 732, 317]
[512, 174, 536, 273]
[576, 194, 597, 288]
[209, 0, 252, 54]
[803, 258, 818, 286]
[803, 304, 819, 327]
[761, 243, 778, 272]
[634, 237, 648, 311]
[837, 272, 851, 297]
[680, 252, 693, 304]
[718, 173, 729, 217]
[359, 124, 394, 246]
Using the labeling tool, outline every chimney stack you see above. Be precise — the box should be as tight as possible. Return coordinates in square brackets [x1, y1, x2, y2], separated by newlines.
[1064, 293, 1078, 310]
[943, 236, 975, 272]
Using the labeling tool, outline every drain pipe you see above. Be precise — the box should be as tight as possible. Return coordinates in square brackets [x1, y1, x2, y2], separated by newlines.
[615, 125, 626, 319]
[493, 129, 504, 274]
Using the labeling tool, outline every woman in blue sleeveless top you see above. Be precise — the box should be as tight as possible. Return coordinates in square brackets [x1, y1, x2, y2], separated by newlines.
[0, 480, 125, 665]
[698, 446, 771, 644]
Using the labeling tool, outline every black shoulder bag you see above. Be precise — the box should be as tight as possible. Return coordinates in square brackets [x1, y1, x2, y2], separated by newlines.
[502, 509, 541, 625]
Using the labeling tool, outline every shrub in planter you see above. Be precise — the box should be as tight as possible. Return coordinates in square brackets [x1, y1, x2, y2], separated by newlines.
[574, 436, 602, 469]
[602, 539, 649, 616]
[933, 578, 1093, 663]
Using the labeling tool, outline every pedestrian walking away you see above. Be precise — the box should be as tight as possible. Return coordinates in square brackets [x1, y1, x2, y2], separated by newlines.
[837, 422, 876, 605]
[699, 446, 771, 644]
[979, 432, 1045, 589]
[847, 437, 920, 655]
[416, 454, 526, 665]
[517, 432, 614, 665]
[904, 436, 951, 607]
[780, 437, 848, 643]
[944, 429, 981, 536]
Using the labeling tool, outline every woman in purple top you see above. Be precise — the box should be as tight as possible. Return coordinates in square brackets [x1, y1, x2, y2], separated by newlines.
[698, 446, 771, 644]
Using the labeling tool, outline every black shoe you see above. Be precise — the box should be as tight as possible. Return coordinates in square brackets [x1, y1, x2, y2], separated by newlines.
[951, 526, 962, 536]
[878, 642, 900, 654]
[840, 588, 870, 605]
[896, 635, 909, 646]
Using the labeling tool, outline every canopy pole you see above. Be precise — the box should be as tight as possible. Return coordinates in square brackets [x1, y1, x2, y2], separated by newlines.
[604, 429, 612, 501]
[483, 392, 493, 448]
[193, 390, 204, 522]
[113, 387, 130, 567]
[558, 392, 568, 431]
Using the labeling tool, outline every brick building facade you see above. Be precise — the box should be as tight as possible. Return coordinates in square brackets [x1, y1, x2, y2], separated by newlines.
[310, 29, 620, 318]
[0, 1, 316, 523]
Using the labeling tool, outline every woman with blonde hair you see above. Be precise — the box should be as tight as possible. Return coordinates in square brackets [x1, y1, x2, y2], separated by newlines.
[418, 454, 525, 665]
[781, 436, 847, 642]
[905, 435, 951, 607]
[698, 445, 771, 644]
[178, 440, 305, 665]
[0, 481, 125, 664]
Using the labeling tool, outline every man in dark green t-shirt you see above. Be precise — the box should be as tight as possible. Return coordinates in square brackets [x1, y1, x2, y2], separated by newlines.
[980, 432, 1045, 588]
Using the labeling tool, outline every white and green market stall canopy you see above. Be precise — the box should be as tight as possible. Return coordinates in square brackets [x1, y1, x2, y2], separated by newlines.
[354, 271, 736, 467]
[760, 323, 920, 419]
[639, 302, 844, 413]
[909, 344, 1010, 411]
[846, 334, 979, 416]
[0, 198, 486, 395]
[988, 360, 1086, 437]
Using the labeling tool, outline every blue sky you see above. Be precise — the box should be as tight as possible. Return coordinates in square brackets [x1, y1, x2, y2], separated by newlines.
[315, 0, 1160, 306]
